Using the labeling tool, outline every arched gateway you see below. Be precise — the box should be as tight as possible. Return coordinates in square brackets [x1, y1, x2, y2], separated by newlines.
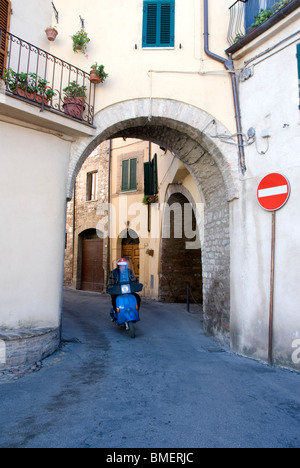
[68, 99, 240, 341]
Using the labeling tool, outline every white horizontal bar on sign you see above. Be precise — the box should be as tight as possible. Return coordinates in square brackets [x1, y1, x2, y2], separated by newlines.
[258, 185, 288, 198]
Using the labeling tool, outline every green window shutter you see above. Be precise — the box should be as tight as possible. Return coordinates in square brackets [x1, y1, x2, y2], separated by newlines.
[297, 44, 300, 109]
[144, 161, 152, 196]
[144, 3, 158, 46]
[121, 159, 129, 192]
[160, 3, 171, 45]
[122, 159, 137, 192]
[144, 155, 158, 196]
[129, 158, 137, 191]
[143, 0, 175, 48]
[152, 153, 158, 194]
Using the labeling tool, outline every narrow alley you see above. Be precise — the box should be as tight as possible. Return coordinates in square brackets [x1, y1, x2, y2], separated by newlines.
[0, 289, 299, 448]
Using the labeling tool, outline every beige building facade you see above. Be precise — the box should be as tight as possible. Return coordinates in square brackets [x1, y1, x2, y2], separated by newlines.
[65, 137, 203, 305]
[0, 0, 299, 370]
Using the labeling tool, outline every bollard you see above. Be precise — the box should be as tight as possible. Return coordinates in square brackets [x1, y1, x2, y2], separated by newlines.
[187, 283, 190, 313]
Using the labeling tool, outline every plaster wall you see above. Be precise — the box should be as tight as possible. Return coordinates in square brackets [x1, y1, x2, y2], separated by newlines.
[43, 0, 236, 133]
[230, 12, 300, 368]
[0, 121, 70, 329]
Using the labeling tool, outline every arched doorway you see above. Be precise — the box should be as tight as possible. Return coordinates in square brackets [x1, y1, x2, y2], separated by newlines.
[159, 193, 203, 304]
[67, 99, 240, 342]
[120, 229, 140, 281]
[78, 229, 104, 292]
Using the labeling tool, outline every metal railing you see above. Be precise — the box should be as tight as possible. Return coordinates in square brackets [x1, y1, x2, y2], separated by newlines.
[227, 0, 248, 46]
[0, 29, 95, 126]
[228, 0, 295, 46]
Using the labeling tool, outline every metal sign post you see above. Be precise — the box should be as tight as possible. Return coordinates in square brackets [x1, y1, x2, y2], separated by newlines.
[268, 211, 276, 366]
[257, 173, 291, 366]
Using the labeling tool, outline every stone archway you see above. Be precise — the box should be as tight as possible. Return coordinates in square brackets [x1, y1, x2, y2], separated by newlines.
[67, 99, 240, 342]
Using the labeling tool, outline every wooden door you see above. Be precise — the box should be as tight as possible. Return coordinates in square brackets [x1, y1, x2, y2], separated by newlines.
[81, 238, 104, 292]
[121, 244, 140, 281]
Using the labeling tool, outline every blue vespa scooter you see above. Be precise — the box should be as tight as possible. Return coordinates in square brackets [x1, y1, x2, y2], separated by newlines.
[108, 258, 143, 338]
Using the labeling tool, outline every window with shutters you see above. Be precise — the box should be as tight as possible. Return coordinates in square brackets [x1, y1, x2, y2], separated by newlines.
[0, 0, 11, 77]
[142, 0, 175, 48]
[121, 158, 137, 192]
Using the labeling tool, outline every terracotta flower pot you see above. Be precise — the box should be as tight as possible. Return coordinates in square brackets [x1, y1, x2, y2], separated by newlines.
[35, 94, 49, 106]
[15, 87, 34, 101]
[89, 70, 103, 84]
[45, 28, 58, 42]
[63, 97, 86, 119]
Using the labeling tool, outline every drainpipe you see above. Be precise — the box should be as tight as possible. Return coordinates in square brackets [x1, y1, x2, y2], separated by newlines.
[203, 0, 246, 174]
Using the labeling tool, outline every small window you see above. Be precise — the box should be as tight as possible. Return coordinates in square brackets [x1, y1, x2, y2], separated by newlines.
[142, 0, 175, 48]
[121, 158, 137, 192]
[87, 171, 98, 201]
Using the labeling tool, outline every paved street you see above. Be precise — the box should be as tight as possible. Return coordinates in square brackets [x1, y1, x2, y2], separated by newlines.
[0, 288, 299, 448]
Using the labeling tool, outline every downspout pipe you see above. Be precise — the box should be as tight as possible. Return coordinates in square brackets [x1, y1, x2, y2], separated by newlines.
[204, 0, 246, 174]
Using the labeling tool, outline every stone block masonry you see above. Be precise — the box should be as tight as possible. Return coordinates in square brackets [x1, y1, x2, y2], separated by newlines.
[0, 328, 60, 371]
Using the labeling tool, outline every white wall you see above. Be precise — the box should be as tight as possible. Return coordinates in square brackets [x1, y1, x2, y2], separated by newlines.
[0, 122, 70, 329]
[9, 0, 53, 50]
[230, 13, 300, 368]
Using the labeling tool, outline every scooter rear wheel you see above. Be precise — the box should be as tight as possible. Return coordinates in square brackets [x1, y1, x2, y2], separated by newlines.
[128, 321, 135, 338]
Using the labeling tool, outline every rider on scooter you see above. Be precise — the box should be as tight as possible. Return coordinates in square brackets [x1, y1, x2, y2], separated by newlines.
[109, 258, 141, 315]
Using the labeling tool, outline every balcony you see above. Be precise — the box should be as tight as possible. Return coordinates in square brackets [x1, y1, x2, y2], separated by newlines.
[0, 29, 96, 128]
[227, 0, 300, 52]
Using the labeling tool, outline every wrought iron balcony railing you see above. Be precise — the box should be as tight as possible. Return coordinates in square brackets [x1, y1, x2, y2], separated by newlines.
[0, 29, 95, 126]
[227, 0, 295, 46]
[228, 0, 247, 46]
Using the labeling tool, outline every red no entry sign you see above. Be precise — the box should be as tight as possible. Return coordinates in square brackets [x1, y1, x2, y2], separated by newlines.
[257, 173, 291, 211]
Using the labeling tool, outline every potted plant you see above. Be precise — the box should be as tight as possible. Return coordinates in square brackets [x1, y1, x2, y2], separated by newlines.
[71, 28, 90, 53]
[45, 25, 58, 42]
[4, 69, 55, 105]
[234, 33, 244, 43]
[143, 195, 158, 205]
[5, 69, 36, 99]
[63, 81, 87, 119]
[89, 63, 108, 84]
[250, 8, 273, 29]
[34, 74, 55, 104]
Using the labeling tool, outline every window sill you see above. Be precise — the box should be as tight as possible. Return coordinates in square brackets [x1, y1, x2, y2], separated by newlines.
[142, 47, 175, 50]
[120, 190, 138, 194]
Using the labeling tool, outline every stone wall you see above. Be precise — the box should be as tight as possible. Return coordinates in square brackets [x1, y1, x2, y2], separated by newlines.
[64, 142, 110, 289]
[0, 328, 60, 370]
[159, 193, 203, 304]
